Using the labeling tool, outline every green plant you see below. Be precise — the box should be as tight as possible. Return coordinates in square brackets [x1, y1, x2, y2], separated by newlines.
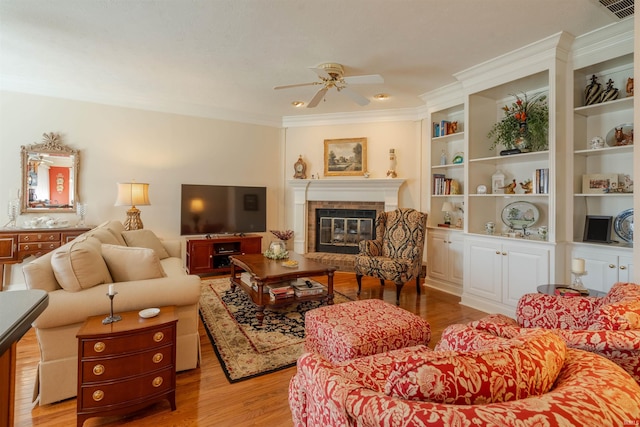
[487, 92, 549, 152]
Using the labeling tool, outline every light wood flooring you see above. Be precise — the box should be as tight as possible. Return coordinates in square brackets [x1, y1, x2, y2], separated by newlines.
[13, 272, 488, 427]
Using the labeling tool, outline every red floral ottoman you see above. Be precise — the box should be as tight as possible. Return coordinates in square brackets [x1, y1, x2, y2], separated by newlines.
[304, 299, 431, 363]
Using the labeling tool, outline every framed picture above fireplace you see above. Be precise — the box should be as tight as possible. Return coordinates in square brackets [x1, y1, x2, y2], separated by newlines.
[324, 137, 367, 177]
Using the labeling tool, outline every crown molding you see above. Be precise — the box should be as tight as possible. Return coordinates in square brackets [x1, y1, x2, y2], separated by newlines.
[281, 106, 424, 128]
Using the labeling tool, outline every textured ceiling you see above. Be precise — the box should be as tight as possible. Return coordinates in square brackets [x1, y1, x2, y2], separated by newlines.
[0, 0, 622, 125]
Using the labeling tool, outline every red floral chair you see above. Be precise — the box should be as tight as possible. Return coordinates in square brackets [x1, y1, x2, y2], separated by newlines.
[355, 208, 427, 305]
[289, 324, 640, 426]
[471, 282, 640, 384]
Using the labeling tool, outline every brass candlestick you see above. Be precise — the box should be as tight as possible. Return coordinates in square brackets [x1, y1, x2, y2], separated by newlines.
[102, 292, 122, 324]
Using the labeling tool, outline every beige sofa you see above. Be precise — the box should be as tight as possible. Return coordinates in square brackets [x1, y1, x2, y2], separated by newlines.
[22, 220, 201, 405]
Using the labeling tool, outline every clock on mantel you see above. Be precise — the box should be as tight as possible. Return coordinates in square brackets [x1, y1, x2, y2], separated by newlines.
[293, 155, 307, 179]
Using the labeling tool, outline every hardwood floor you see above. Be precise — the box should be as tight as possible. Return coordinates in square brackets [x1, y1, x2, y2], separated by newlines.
[13, 272, 488, 427]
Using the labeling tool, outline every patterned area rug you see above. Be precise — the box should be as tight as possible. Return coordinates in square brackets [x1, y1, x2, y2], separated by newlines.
[199, 276, 352, 382]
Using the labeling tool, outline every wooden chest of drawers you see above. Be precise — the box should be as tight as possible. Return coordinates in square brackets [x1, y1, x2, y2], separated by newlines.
[76, 306, 177, 427]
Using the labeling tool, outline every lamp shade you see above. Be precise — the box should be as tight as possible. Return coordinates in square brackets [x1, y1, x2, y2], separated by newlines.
[441, 202, 455, 212]
[115, 182, 150, 207]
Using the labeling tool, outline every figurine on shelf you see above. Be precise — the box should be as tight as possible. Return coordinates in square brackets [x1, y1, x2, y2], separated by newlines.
[599, 79, 619, 103]
[614, 126, 633, 146]
[501, 179, 517, 194]
[626, 77, 634, 97]
[519, 179, 533, 194]
[450, 121, 458, 134]
[584, 75, 602, 105]
[387, 148, 397, 178]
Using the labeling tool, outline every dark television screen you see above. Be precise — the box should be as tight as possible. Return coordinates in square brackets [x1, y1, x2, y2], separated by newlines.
[180, 184, 267, 235]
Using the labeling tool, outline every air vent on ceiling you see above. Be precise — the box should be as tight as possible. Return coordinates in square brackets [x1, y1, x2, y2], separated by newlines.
[598, 0, 634, 19]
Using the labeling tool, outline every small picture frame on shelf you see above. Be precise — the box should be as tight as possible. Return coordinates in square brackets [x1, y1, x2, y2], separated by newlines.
[583, 215, 613, 243]
[581, 174, 619, 194]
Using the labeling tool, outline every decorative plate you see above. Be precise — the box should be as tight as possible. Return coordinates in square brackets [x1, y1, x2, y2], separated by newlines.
[605, 123, 634, 147]
[613, 208, 633, 243]
[501, 201, 539, 230]
[139, 308, 160, 318]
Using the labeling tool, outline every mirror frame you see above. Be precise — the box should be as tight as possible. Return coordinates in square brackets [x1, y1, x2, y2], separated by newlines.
[20, 132, 80, 214]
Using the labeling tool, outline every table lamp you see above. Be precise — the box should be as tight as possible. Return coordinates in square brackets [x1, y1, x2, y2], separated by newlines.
[115, 182, 150, 230]
[441, 201, 455, 225]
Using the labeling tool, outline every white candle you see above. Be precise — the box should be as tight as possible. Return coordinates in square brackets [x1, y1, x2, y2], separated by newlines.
[572, 258, 585, 274]
[108, 284, 115, 295]
[272, 244, 281, 255]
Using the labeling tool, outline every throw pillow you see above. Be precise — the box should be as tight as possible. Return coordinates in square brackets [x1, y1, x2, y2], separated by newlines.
[94, 220, 128, 245]
[85, 227, 122, 246]
[121, 229, 170, 259]
[51, 236, 113, 292]
[385, 326, 566, 405]
[101, 244, 167, 282]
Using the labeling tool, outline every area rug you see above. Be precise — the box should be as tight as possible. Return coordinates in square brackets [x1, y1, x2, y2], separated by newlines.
[199, 277, 352, 383]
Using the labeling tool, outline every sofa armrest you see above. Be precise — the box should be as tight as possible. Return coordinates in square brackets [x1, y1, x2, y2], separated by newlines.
[32, 274, 201, 329]
[161, 239, 183, 259]
[516, 293, 600, 329]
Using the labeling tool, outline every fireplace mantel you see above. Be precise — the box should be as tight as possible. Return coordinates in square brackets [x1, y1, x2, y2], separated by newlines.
[289, 179, 405, 253]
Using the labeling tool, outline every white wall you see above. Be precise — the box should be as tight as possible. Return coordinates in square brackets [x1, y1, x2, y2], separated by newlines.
[0, 91, 285, 284]
[283, 120, 424, 228]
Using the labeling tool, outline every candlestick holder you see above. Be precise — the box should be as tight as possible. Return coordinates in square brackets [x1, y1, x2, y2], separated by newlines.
[102, 292, 122, 324]
[571, 271, 588, 292]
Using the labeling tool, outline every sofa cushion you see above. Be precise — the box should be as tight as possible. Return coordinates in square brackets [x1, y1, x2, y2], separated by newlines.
[50, 236, 113, 292]
[101, 244, 167, 282]
[385, 325, 566, 405]
[588, 283, 640, 330]
[85, 227, 123, 246]
[95, 220, 127, 245]
[121, 229, 170, 259]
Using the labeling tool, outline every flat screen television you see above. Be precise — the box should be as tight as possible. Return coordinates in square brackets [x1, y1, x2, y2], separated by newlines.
[180, 184, 267, 236]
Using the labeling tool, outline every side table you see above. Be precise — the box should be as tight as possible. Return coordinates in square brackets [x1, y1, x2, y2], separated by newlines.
[76, 306, 177, 427]
[536, 284, 607, 297]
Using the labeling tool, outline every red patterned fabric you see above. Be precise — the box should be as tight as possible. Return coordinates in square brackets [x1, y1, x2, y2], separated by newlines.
[511, 282, 640, 383]
[385, 326, 565, 404]
[290, 327, 640, 426]
[304, 299, 431, 363]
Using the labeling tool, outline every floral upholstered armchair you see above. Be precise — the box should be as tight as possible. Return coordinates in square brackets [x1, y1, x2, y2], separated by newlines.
[471, 282, 640, 384]
[355, 208, 427, 305]
[289, 324, 640, 426]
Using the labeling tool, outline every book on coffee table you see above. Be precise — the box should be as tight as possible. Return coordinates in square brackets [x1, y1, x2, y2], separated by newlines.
[269, 285, 295, 300]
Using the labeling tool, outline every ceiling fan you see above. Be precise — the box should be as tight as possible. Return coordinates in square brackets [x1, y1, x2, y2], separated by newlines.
[274, 63, 384, 108]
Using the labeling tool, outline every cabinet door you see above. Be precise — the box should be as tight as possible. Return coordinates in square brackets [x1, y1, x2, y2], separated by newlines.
[573, 249, 619, 292]
[502, 243, 550, 307]
[618, 255, 634, 283]
[448, 232, 464, 285]
[427, 231, 448, 281]
[464, 238, 502, 300]
[0, 234, 17, 262]
[187, 241, 214, 274]
[240, 237, 262, 255]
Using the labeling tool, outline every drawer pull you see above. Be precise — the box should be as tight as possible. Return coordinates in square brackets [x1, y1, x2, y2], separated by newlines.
[153, 332, 164, 342]
[48, 235, 55, 240]
[23, 236, 31, 241]
[152, 376, 163, 387]
[93, 342, 106, 352]
[153, 353, 163, 363]
[620, 266, 627, 270]
[92, 364, 105, 375]
[92, 390, 104, 401]
[24, 244, 30, 250]
[609, 264, 616, 269]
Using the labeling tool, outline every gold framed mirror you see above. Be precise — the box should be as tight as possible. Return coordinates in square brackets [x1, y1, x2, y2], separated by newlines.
[21, 132, 80, 213]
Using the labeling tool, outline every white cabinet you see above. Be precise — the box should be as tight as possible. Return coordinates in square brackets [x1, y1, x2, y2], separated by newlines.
[572, 245, 634, 292]
[426, 229, 463, 294]
[463, 236, 551, 315]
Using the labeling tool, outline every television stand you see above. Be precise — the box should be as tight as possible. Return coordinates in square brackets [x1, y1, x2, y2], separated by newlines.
[185, 234, 263, 275]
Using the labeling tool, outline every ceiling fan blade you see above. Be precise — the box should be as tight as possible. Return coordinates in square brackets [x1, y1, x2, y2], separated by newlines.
[307, 87, 328, 108]
[274, 82, 318, 90]
[340, 86, 370, 106]
[343, 74, 384, 85]
[310, 67, 332, 80]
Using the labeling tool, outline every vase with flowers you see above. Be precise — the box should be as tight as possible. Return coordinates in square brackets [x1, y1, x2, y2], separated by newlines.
[264, 229, 294, 259]
[487, 92, 549, 153]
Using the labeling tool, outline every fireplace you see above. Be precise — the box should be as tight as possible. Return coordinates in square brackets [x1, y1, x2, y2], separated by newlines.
[289, 179, 405, 256]
[315, 208, 377, 254]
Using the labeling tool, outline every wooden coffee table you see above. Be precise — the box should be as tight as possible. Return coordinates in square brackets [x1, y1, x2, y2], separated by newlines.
[229, 253, 335, 326]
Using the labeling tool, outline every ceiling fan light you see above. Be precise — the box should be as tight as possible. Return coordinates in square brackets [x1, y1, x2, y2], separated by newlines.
[291, 101, 305, 107]
[374, 93, 390, 100]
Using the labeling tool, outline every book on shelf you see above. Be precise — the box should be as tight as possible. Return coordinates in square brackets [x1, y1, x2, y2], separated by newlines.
[532, 168, 549, 194]
[432, 174, 454, 195]
[269, 285, 295, 300]
[292, 278, 325, 297]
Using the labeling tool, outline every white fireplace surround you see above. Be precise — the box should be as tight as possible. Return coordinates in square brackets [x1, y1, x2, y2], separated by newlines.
[288, 179, 405, 254]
